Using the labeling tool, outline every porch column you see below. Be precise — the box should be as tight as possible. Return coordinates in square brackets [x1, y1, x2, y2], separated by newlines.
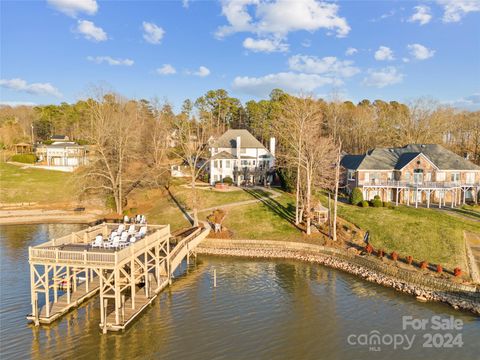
[427, 190, 430, 208]
[406, 189, 410, 206]
[415, 189, 418, 208]
[463, 188, 466, 205]
[395, 188, 399, 206]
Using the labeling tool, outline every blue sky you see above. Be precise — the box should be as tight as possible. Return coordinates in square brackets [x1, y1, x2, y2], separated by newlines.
[1, 0, 479, 110]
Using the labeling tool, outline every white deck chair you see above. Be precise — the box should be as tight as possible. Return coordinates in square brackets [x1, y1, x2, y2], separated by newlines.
[117, 224, 125, 233]
[91, 235, 103, 248]
[123, 215, 129, 223]
[136, 226, 147, 239]
[106, 235, 121, 249]
[119, 232, 129, 248]
[135, 214, 141, 223]
[128, 224, 136, 234]
[109, 231, 118, 240]
[140, 215, 146, 224]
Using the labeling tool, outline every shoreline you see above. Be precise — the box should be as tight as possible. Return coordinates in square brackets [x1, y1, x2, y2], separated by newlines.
[0, 209, 103, 225]
[196, 238, 480, 316]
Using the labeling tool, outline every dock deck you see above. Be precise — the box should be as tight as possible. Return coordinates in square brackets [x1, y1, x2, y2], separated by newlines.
[28, 222, 209, 332]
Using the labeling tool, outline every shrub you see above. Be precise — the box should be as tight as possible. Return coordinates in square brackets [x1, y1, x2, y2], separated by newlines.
[454, 267, 462, 277]
[436, 264, 443, 273]
[360, 200, 369, 207]
[406, 255, 413, 265]
[350, 187, 363, 205]
[11, 153, 36, 164]
[365, 244, 373, 255]
[382, 201, 388, 207]
[105, 195, 116, 210]
[420, 261, 428, 270]
[377, 249, 385, 258]
[387, 202, 396, 209]
[374, 195, 381, 200]
[391, 251, 398, 261]
[222, 176, 233, 185]
[371, 199, 383, 207]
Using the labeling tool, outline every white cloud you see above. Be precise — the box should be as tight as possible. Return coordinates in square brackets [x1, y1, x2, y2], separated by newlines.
[182, 0, 189, 8]
[446, 93, 480, 110]
[194, 66, 210, 77]
[408, 5, 432, 25]
[142, 21, 165, 44]
[407, 43, 435, 60]
[402, 57, 410, 63]
[87, 56, 134, 66]
[76, 20, 107, 42]
[363, 67, 403, 88]
[216, 0, 350, 39]
[0, 78, 62, 97]
[232, 71, 341, 97]
[437, 0, 480, 23]
[156, 64, 176, 75]
[288, 55, 360, 77]
[47, 0, 98, 17]
[243, 37, 288, 53]
[345, 47, 357, 56]
[374, 46, 394, 61]
[301, 39, 312, 48]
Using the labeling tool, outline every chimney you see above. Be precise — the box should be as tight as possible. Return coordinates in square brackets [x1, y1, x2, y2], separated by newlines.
[236, 136, 241, 159]
[269, 137, 276, 157]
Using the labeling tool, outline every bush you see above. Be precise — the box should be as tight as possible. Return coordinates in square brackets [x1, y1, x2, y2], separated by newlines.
[11, 153, 36, 164]
[105, 195, 116, 210]
[360, 200, 369, 207]
[420, 261, 428, 270]
[391, 251, 398, 261]
[350, 187, 363, 205]
[374, 195, 381, 200]
[387, 202, 396, 209]
[222, 176, 233, 185]
[454, 267, 462, 277]
[406, 255, 413, 265]
[365, 244, 373, 255]
[371, 199, 383, 207]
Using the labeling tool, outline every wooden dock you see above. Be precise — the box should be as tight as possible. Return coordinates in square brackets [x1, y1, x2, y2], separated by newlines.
[27, 222, 209, 332]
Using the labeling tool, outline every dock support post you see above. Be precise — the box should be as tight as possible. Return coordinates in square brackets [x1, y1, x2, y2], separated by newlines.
[66, 266, 71, 304]
[213, 269, 217, 288]
[45, 265, 50, 318]
[53, 265, 58, 303]
[167, 240, 171, 285]
[130, 258, 135, 309]
[102, 298, 108, 334]
[85, 266, 89, 293]
[30, 261, 39, 326]
[121, 295, 125, 324]
[114, 268, 120, 325]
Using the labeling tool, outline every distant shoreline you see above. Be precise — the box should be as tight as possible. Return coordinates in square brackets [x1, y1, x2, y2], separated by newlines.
[0, 209, 103, 226]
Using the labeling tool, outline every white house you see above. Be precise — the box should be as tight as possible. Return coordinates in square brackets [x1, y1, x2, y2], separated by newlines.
[36, 142, 87, 170]
[209, 129, 275, 186]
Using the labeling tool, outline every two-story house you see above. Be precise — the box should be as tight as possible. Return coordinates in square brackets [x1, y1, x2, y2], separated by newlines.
[341, 144, 480, 207]
[209, 129, 275, 186]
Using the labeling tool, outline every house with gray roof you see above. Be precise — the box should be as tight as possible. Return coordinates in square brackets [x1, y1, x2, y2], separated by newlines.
[209, 129, 275, 186]
[341, 144, 480, 207]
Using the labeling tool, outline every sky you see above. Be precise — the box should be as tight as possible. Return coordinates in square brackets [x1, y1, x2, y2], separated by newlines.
[1, 0, 479, 111]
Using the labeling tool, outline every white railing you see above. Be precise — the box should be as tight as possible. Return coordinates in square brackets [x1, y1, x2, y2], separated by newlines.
[360, 180, 478, 188]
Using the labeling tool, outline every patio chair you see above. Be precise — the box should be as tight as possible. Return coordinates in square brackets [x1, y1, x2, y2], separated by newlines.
[136, 226, 148, 239]
[123, 215, 130, 223]
[128, 224, 136, 234]
[105, 235, 121, 249]
[91, 235, 103, 248]
[135, 214, 141, 223]
[109, 231, 118, 240]
[117, 224, 125, 233]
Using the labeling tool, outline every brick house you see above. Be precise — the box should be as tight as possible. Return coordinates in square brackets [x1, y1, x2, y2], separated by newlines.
[341, 144, 480, 207]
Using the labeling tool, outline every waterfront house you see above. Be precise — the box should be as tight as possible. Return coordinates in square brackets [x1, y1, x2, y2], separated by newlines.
[341, 144, 480, 207]
[208, 129, 275, 186]
[35, 140, 87, 170]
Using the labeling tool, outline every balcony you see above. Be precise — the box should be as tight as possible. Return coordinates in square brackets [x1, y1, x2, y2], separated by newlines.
[359, 180, 479, 188]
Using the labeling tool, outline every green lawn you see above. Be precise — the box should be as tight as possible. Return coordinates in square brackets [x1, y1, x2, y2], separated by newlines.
[0, 162, 76, 204]
[335, 202, 480, 270]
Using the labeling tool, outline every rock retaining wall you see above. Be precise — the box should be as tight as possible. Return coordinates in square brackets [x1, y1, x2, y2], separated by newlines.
[197, 238, 480, 315]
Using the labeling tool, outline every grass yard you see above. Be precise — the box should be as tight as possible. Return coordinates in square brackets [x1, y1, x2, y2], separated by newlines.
[453, 204, 480, 221]
[336, 202, 480, 270]
[206, 191, 304, 241]
[0, 162, 76, 204]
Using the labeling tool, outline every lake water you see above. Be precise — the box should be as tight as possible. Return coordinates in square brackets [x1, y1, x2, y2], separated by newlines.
[0, 224, 479, 360]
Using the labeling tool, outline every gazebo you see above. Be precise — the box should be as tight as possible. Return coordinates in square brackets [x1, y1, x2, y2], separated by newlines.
[14, 142, 32, 154]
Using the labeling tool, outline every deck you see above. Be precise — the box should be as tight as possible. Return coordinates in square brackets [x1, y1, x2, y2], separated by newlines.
[28, 222, 210, 332]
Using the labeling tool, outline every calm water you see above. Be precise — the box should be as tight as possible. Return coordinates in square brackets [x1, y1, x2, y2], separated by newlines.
[0, 224, 479, 360]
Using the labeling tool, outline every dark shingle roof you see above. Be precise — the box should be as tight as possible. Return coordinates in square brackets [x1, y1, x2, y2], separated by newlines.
[211, 129, 266, 149]
[341, 144, 480, 171]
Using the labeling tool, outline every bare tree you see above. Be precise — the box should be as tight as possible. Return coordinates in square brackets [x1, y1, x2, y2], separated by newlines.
[172, 115, 216, 226]
[79, 92, 145, 214]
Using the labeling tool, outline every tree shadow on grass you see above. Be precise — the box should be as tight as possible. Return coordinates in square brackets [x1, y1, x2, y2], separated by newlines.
[244, 188, 300, 229]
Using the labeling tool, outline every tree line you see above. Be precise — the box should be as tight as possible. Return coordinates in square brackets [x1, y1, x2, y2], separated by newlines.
[0, 89, 479, 233]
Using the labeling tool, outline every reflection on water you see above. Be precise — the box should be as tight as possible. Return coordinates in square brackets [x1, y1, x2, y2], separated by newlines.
[0, 225, 479, 360]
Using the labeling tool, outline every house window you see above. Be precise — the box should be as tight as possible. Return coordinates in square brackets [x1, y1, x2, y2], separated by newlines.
[240, 148, 247, 154]
[436, 172, 445, 181]
[404, 172, 411, 182]
[226, 160, 230, 168]
[219, 160, 223, 169]
[451, 172, 460, 183]
[252, 160, 256, 166]
[466, 172, 474, 184]
[387, 172, 393, 181]
[425, 172, 432, 182]
[363, 172, 369, 183]
[347, 170, 356, 181]
[241, 160, 247, 166]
